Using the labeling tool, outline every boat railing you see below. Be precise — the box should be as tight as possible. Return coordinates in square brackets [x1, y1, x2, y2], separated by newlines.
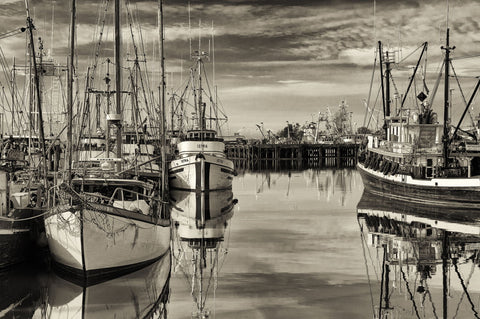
[108, 187, 154, 215]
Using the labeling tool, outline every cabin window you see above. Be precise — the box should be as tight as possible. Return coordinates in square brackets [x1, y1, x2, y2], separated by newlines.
[426, 158, 433, 178]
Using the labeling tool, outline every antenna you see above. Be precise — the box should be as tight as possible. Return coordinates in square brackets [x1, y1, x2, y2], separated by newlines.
[51, 0, 55, 56]
[373, 0, 376, 45]
[198, 19, 201, 53]
[212, 21, 215, 89]
[446, 0, 450, 30]
[188, 2, 192, 57]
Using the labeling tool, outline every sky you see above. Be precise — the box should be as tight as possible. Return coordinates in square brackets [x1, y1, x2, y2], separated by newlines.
[0, 0, 479, 138]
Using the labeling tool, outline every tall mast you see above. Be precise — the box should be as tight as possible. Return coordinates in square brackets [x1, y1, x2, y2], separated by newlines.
[159, 0, 167, 199]
[378, 41, 387, 137]
[442, 28, 454, 168]
[11, 58, 15, 134]
[114, 0, 122, 172]
[198, 55, 204, 130]
[25, 0, 47, 185]
[67, 0, 75, 183]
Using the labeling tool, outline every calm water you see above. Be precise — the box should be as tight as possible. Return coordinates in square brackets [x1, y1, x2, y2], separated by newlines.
[3, 169, 480, 318]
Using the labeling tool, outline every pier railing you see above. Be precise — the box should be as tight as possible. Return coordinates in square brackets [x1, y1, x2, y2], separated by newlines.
[225, 143, 359, 171]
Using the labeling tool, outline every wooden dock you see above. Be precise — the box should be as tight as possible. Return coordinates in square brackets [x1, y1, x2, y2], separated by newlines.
[225, 143, 359, 171]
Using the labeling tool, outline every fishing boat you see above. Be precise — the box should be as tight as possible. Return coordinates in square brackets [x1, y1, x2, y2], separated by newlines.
[44, 0, 170, 281]
[168, 50, 235, 192]
[0, 163, 45, 268]
[357, 189, 480, 318]
[170, 189, 236, 318]
[357, 28, 480, 205]
[0, 3, 55, 268]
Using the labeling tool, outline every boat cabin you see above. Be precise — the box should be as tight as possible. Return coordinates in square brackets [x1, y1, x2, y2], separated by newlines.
[185, 130, 223, 142]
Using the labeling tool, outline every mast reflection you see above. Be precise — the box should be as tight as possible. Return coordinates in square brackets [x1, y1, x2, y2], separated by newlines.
[357, 190, 480, 319]
[170, 189, 237, 319]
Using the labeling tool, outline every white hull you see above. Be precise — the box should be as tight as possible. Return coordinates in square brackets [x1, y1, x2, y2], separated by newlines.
[45, 203, 170, 277]
[169, 154, 234, 191]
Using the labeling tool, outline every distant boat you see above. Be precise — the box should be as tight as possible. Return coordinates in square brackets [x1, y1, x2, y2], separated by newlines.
[169, 51, 235, 192]
[169, 129, 235, 191]
[170, 189, 236, 317]
[357, 189, 480, 319]
[357, 29, 480, 205]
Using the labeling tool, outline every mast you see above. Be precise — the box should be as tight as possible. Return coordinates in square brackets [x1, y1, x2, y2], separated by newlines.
[11, 58, 15, 134]
[67, 0, 75, 183]
[159, 0, 167, 200]
[198, 55, 204, 130]
[25, 0, 48, 185]
[385, 52, 392, 119]
[378, 41, 387, 137]
[442, 28, 454, 168]
[114, 0, 122, 172]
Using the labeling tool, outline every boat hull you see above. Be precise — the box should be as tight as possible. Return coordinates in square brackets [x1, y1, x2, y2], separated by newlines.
[169, 154, 234, 191]
[45, 203, 170, 281]
[357, 162, 480, 206]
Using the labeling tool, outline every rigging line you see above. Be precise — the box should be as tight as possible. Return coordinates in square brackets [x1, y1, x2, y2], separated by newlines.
[453, 252, 478, 319]
[450, 60, 476, 128]
[400, 266, 421, 319]
[0, 28, 26, 40]
[363, 49, 378, 127]
[389, 74, 400, 105]
[397, 43, 425, 65]
[366, 84, 382, 130]
[88, 0, 110, 88]
[378, 246, 386, 319]
[452, 54, 480, 61]
[425, 282, 440, 319]
[357, 219, 376, 315]
[453, 258, 480, 318]
[202, 248, 219, 307]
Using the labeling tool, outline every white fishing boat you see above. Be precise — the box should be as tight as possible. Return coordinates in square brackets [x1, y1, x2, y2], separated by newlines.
[169, 129, 235, 191]
[45, 0, 170, 281]
[168, 49, 235, 191]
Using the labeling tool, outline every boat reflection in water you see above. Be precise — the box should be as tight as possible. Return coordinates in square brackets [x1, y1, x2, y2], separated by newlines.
[29, 253, 170, 319]
[0, 264, 44, 318]
[170, 189, 237, 319]
[358, 189, 480, 319]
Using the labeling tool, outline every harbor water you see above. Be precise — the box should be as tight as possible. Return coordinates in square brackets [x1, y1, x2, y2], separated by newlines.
[3, 169, 480, 318]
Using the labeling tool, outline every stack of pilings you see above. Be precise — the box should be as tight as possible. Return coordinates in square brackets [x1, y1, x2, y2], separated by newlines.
[225, 143, 359, 171]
